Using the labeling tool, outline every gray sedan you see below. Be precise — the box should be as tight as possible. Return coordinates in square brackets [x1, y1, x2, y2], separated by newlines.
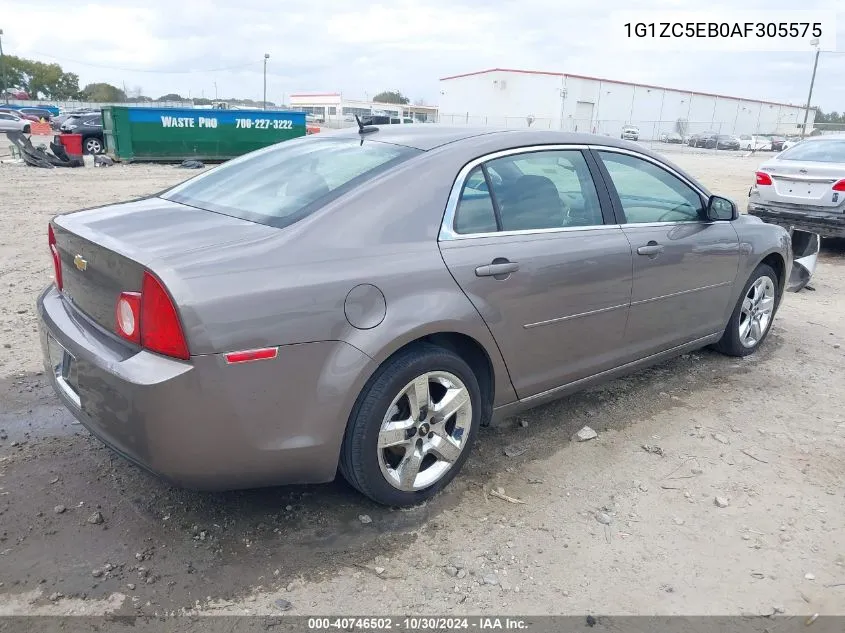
[38, 127, 792, 506]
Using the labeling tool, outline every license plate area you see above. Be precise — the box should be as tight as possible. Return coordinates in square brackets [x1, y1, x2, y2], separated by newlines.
[47, 334, 81, 408]
[773, 179, 832, 200]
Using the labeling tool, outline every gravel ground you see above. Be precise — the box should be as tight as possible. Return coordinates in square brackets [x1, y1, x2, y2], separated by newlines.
[0, 149, 843, 617]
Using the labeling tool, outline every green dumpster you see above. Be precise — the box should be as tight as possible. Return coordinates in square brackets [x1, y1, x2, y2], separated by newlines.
[102, 106, 307, 162]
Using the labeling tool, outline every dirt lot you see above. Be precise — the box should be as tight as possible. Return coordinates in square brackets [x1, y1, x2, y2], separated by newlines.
[0, 150, 843, 617]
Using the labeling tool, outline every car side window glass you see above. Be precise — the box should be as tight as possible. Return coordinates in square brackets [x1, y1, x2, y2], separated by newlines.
[598, 151, 703, 224]
[485, 150, 604, 231]
[454, 166, 498, 234]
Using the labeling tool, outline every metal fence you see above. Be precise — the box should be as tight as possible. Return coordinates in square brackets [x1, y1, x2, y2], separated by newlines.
[435, 115, 811, 139]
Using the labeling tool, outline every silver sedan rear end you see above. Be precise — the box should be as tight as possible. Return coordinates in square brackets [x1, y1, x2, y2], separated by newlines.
[748, 136, 845, 238]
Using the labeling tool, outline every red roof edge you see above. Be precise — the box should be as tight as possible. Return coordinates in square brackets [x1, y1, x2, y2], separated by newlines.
[439, 68, 814, 111]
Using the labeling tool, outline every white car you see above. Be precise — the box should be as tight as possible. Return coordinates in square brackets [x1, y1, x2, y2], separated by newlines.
[780, 138, 802, 151]
[621, 126, 639, 141]
[0, 111, 32, 134]
[748, 135, 845, 239]
[738, 134, 772, 151]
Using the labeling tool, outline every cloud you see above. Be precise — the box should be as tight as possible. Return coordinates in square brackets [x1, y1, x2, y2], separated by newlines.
[2, 0, 843, 110]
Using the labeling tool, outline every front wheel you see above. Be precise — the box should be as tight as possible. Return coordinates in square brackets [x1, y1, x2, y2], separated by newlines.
[340, 343, 482, 506]
[714, 263, 779, 357]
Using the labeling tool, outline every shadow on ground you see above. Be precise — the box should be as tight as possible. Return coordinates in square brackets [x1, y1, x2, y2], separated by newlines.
[0, 335, 777, 613]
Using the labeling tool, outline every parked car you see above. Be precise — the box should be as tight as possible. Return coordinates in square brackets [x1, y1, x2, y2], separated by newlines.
[739, 135, 772, 152]
[621, 125, 639, 141]
[39, 127, 792, 506]
[0, 111, 32, 134]
[690, 132, 719, 148]
[53, 109, 99, 129]
[748, 135, 845, 239]
[0, 107, 39, 122]
[664, 132, 684, 144]
[17, 107, 53, 122]
[60, 114, 105, 154]
[716, 135, 741, 150]
[780, 137, 802, 151]
[769, 136, 786, 152]
[359, 115, 413, 126]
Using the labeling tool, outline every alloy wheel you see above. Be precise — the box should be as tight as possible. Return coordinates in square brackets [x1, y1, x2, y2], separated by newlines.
[377, 371, 472, 491]
[739, 276, 775, 348]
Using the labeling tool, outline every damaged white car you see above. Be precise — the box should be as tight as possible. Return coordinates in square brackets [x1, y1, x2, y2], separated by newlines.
[747, 135, 845, 289]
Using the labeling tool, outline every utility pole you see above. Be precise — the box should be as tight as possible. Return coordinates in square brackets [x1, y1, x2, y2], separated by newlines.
[0, 29, 8, 104]
[801, 38, 820, 139]
[263, 53, 270, 110]
[214, 81, 218, 101]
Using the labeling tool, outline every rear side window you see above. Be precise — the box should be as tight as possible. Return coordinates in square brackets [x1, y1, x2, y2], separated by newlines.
[779, 140, 845, 163]
[162, 139, 420, 228]
[452, 149, 604, 234]
[454, 167, 498, 234]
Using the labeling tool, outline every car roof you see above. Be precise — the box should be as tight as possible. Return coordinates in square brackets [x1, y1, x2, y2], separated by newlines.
[325, 126, 654, 152]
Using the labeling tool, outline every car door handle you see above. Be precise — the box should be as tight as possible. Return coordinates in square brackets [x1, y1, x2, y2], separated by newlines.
[637, 242, 665, 257]
[475, 261, 519, 277]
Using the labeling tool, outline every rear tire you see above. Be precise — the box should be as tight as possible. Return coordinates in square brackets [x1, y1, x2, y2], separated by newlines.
[23, 124, 31, 134]
[715, 264, 779, 357]
[83, 137, 103, 154]
[340, 343, 482, 506]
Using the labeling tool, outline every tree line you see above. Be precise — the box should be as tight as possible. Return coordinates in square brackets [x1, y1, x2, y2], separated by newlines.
[0, 55, 422, 106]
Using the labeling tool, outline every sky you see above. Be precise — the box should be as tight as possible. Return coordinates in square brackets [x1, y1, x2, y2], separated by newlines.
[3, 0, 844, 111]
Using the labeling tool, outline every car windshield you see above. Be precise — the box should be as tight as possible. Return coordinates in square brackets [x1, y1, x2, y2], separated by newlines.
[162, 138, 421, 228]
[778, 140, 845, 163]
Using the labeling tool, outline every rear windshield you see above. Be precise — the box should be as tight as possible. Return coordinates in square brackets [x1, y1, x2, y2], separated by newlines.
[162, 138, 420, 228]
[779, 140, 845, 163]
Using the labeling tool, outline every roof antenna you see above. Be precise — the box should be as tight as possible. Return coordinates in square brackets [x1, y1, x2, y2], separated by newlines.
[354, 114, 378, 136]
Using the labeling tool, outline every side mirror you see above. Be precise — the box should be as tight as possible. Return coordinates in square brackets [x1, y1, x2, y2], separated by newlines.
[706, 195, 737, 221]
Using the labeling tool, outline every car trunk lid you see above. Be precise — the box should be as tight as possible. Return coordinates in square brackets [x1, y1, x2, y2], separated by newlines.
[52, 197, 280, 341]
[759, 161, 845, 208]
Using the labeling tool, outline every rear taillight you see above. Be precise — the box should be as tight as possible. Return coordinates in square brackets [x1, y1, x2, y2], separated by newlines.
[832, 179, 845, 192]
[756, 172, 773, 186]
[48, 224, 63, 290]
[140, 272, 189, 360]
[113, 272, 189, 360]
[115, 292, 141, 344]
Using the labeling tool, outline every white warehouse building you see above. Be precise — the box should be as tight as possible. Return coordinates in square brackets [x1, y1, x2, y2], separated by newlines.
[438, 68, 815, 139]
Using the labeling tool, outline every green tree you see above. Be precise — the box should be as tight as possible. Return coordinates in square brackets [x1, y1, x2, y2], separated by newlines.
[192, 97, 212, 105]
[372, 90, 409, 105]
[0, 55, 79, 99]
[82, 82, 126, 102]
[157, 93, 185, 101]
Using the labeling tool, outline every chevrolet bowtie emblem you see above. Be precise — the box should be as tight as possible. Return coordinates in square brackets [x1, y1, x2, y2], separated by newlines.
[73, 254, 87, 271]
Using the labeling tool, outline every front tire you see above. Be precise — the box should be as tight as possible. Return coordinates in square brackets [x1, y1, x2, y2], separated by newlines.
[715, 264, 779, 357]
[23, 124, 31, 134]
[340, 343, 483, 506]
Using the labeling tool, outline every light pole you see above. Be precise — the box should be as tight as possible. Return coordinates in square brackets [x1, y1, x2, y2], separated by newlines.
[263, 53, 270, 110]
[0, 29, 8, 104]
[801, 38, 820, 139]
[214, 81, 218, 101]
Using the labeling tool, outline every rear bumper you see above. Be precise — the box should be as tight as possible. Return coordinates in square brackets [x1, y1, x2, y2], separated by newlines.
[747, 203, 845, 238]
[37, 285, 375, 490]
